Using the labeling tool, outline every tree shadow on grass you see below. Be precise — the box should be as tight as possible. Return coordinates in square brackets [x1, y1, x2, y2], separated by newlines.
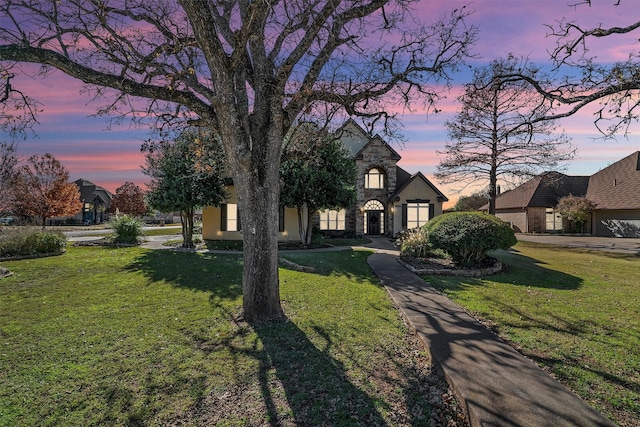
[279, 249, 379, 283]
[127, 250, 243, 301]
[251, 320, 388, 426]
[428, 248, 583, 292]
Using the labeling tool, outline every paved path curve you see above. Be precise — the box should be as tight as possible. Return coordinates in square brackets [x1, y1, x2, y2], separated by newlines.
[364, 237, 615, 427]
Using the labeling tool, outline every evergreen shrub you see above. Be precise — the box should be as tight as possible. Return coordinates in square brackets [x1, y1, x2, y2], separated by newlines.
[0, 228, 67, 258]
[110, 215, 145, 244]
[426, 212, 516, 267]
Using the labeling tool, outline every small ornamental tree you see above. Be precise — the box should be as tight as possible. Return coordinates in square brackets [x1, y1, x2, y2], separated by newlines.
[280, 124, 357, 245]
[426, 212, 516, 267]
[143, 129, 228, 248]
[11, 153, 82, 227]
[556, 195, 596, 233]
[110, 182, 147, 217]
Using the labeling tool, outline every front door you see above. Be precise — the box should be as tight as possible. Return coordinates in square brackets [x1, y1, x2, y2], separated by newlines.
[367, 211, 381, 235]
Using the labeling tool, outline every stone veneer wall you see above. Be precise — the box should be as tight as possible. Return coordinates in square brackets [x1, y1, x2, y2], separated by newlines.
[355, 138, 398, 236]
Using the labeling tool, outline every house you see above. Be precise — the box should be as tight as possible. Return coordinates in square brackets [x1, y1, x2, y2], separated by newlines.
[485, 151, 640, 237]
[484, 172, 590, 233]
[586, 151, 640, 237]
[73, 179, 113, 224]
[202, 120, 448, 240]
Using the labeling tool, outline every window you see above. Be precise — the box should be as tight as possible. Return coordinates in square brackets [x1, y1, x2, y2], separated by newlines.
[319, 209, 346, 230]
[403, 201, 430, 229]
[221, 204, 241, 231]
[365, 168, 385, 189]
[545, 208, 562, 231]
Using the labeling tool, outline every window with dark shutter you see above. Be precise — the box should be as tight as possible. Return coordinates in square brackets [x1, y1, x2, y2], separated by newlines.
[220, 204, 227, 231]
[401, 204, 407, 227]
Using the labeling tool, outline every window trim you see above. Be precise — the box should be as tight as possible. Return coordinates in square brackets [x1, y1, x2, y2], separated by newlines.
[365, 167, 385, 189]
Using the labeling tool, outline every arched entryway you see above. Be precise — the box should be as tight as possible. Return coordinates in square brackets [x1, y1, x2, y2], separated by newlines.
[363, 199, 385, 235]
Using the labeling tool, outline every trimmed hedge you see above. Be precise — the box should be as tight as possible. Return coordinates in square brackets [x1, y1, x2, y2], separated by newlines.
[424, 212, 516, 267]
[0, 228, 67, 258]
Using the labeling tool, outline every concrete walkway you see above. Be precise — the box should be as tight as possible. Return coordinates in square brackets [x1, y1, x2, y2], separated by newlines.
[363, 237, 615, 427]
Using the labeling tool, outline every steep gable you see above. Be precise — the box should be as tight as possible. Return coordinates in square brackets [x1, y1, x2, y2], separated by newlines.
[586, 151, 640, 210]
[336, 119, 370, 157]
[393, 168, 448, 202]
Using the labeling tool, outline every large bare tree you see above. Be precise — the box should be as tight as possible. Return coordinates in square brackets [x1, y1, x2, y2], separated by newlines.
[0, 0, 476, 322]
[435, 56, 575, 215]
[503, 1, 640, 137]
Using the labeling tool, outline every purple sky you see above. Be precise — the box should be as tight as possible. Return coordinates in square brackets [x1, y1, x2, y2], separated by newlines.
[4, 1, 639, 204]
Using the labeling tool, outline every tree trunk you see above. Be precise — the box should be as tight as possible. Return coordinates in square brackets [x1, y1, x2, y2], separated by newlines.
[235, 170, 285, 323]
[181, 208, 194, 248]
[296, 205, 312, 246]
[221, 116, 286, 323]
[305, 207, 314, 246]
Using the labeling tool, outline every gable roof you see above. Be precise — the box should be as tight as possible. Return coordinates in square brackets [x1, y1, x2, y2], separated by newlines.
[336, 119, 370, 156]
[586, 151, 640, 210]
[490, 172, 589, 210]
[74, 179, 113, 205]
[337, 119, 402, 161]
[393, 167, 449, 202]
[353, 134, 402, 161]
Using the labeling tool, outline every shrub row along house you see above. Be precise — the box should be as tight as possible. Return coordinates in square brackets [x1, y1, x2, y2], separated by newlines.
[202, 120, 448, 241]
[484, 151, 640, 237]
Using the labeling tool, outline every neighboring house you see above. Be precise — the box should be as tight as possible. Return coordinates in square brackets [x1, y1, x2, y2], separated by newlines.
[586, 151, 640, 237]
[73, 179, 113, 224]
[484, 151, 640, 237]
[482, 172, 589, 234]
[202, 120, 448, 240]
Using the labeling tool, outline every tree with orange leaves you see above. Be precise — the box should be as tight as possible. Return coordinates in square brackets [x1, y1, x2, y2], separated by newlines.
[12, 153, 82, 227]
[110, 182, 147, 217]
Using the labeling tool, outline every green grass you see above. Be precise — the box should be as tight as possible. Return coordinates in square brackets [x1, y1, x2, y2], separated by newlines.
[0, 246, 458, 426]
[424, 241, 639, 427]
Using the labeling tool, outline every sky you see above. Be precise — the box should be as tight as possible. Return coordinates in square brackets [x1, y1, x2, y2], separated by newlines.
[3, 0, 639, 206]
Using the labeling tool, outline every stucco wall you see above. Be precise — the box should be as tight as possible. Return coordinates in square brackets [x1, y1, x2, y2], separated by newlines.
[391, 178, 445, 236]
[202, 186, 301, 241]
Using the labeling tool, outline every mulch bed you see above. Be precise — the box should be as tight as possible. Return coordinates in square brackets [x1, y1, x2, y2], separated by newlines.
[399, 256, 502, 277]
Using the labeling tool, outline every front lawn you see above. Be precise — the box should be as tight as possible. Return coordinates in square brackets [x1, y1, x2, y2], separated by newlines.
[0, 246, 463, 426]
[425, 241, 640, 427]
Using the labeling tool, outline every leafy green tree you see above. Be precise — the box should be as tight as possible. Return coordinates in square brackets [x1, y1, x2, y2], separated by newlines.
[11, 153, 82, 227]
[143, 129, 228, 248]
[556, 195, 596, 233]
[110, 182, 147, 217]
[452, 191, 490, 212]
[280, 125, 356, 245]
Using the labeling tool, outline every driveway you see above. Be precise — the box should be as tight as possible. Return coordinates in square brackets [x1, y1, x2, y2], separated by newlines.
[516, 234, 640, 255]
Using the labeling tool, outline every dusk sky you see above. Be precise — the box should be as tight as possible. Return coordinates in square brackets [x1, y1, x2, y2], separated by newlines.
[3, 1, 639, 206]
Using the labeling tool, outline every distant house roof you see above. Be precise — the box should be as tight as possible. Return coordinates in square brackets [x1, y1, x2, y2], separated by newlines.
[586, 151, 640, 210]
[487, 172, 590, 210]
[74, 179, 113, 206]
[393, 167, 449, 203]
